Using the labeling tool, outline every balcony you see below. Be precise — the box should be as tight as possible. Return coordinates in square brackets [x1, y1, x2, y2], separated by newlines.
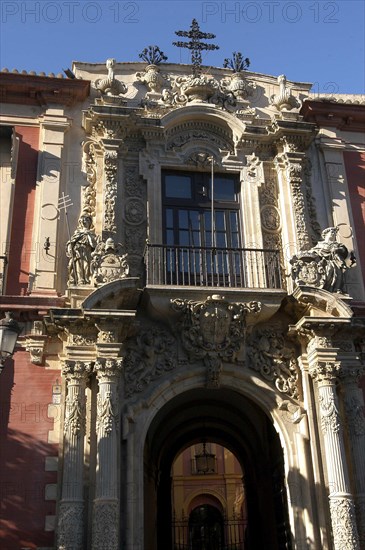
[145, 244, 282, 289]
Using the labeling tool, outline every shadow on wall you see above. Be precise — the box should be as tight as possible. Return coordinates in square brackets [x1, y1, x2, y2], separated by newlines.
[0, 358, 58, 550]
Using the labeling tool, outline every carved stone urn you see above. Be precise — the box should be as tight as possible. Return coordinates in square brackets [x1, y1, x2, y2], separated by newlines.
[144, 64, 164, 93]
[180, 75, 218, 102]
[225, 72, 249, 102]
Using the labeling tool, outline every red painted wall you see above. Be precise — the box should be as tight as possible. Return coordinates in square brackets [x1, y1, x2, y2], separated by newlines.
[6, 126, 39, 296]
[0, 351, 60, 549]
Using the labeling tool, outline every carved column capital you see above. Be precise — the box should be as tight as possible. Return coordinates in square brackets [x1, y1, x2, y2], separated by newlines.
[62, 360, 93, 381]
[94, 358, 123, 382]
[309, 361, 341, 384]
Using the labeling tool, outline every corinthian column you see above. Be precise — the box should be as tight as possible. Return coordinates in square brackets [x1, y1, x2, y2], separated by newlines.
[310, 362, 360, 549]
[339, 365, 365, 545]
[58, 360, 91, 550]
[92, 358, 123, 550]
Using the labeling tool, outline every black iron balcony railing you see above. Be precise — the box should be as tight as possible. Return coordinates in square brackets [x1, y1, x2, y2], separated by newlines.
[145, 244, 282, 289]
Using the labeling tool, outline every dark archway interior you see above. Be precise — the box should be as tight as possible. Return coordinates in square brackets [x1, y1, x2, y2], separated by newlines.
[144, 388, 292, 550]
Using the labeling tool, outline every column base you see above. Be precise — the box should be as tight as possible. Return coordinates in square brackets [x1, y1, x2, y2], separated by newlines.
[57, 500, 84, 550]
[92, 498, 119, 550]
[329, 494, 359, 549]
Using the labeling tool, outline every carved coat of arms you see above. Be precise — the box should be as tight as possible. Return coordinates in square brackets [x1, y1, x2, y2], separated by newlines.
[171, 294, 261, 387]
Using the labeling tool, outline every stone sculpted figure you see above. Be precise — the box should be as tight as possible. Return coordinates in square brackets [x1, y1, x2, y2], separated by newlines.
[67, 213, 98, 285]
[290, 226, 352, 293]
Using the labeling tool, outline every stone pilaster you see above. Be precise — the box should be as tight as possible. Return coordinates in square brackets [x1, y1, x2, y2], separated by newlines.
[310, 361, 360, 550]
[103, 147, 119, 236]
[57, 360, 91, 550]
[339, 365, 365, 545]
[91, 358, 123, 550]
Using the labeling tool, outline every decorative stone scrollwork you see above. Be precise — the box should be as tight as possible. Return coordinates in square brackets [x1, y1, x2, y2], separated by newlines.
[94, 58, 127, 103]
[319, 392, 341, 434]
[290, 226, 353, 293]
[104, 150, 118, 233]
[67, 324, 98, 346]
[137, 64, 167, 95]
[25, 323, 47, 365]
[344, 395, 365, 437]
[270, 74, 301, 112]
[91, 238, 129, 285]
[96, 390, 118, 435]
[329, 496, 360, 550]
[220, 72, 255, 103]
[82, 140, 98, 219]
[166, 121, 234, 152]
[261, 205, 281, 232]
[124, 326, 176, 397]
[64, 393, 84, 437]
[247, 328, 300, 399]
[124, 198, 145, 225]
[171, 295, 261, 388]
[62, 361, 92, 436]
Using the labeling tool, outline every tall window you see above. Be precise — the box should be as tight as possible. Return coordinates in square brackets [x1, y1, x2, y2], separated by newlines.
[159, 170, 242, 286]
[163, 170, 241, 249]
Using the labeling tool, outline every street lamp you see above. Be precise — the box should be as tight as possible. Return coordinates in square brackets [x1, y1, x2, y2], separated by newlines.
[0, 312, 21, 374]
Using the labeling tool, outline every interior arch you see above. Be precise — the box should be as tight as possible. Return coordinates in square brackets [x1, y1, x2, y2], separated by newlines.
[143, 388, 293, 550]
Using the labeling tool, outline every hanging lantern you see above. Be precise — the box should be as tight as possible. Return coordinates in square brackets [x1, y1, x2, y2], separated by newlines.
[195, 442, 216, 474]
[0, 312, 21, 374]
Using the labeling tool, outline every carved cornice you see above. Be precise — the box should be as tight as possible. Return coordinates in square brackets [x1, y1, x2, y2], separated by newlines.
[0, 71, 90, 106]
[301, 99, 365, 132]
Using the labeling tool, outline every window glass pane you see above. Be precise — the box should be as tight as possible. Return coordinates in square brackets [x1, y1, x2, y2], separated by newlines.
[179, 231, 190, 246]
[166, 230, 174, 245]
[211, 177, 236, 201]
[165, 208, 173, 228]
[178, 210, 188, 228]
[165, 175, 192, 198]
[215, 211, 225, 231]
[216, 232, 227, 248]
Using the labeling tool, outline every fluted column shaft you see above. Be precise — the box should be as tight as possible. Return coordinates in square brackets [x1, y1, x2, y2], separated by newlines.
[340, 367, 365, 545]
[311, 362, 360, 550]
[91, 358, 123, 550]
[58, 361, 91, 550]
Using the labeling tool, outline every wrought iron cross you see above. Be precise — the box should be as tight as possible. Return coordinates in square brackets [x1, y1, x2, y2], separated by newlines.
[173, 19, 219, 76]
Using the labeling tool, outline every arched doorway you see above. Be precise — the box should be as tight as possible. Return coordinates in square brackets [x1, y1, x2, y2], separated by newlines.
[143, 388, 293, 550]
[189, 504, 224, 550]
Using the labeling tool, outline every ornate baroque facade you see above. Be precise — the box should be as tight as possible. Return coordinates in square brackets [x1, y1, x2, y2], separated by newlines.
[0, 37, 365, 550]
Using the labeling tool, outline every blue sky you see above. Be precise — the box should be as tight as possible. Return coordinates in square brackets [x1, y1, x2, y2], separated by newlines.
[1, 0, 364, 93]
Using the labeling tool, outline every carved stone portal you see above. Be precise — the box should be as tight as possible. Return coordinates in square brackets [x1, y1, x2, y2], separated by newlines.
[171, 294, 261, 388]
